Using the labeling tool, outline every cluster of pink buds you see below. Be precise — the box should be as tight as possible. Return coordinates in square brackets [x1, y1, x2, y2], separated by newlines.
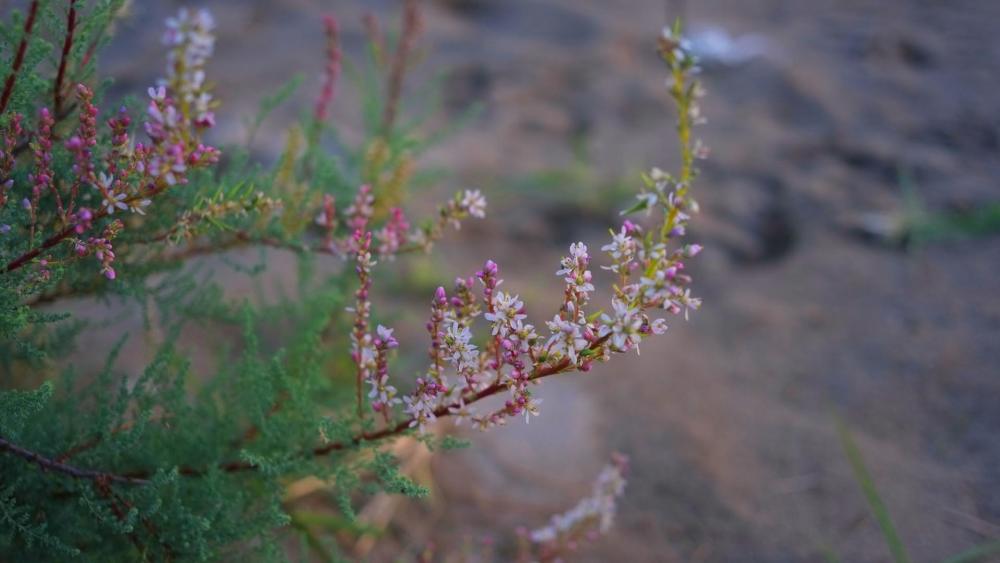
[313, 15, 341, 122]
[313, 184, 484, 259]
[0, 116, 19, 233]
[369, 325, 401, 419]
[526, 453, 629, 554]
[425, 286, 449, 383]
[349, 230, 377, 389]
[0, 114, 21, 182]
[29, 108, 56, 218]
[65, 84, 98, 191]
[75, 219, 122, 280]
[375, 207, 409, 256]
[144, 86, 219, 186]
[345, 184, 375, 232]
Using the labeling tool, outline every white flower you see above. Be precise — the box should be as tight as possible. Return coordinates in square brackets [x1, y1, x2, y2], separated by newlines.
[557, 242, 589, 276]
[460, 189, 486, 218]
[598, 298, 643, 353]
[601, 228, 632, 259]
[368, 379, 400, 405]
[129, 198, 152, 215]
[530, 526, 557, 543]
[601, 227, 637, 274]
[483, 291, 526, 337]
[448, 399, 476, 426]
[376, 324, 397, 347]
[508, 322, 538, 354]
[556, 242, 595, 301]
[404, 395, 436, 433]
[545, 315, 589, 364]
[147, 86, 166, 102]
[102, 193, 127, 214]
[639, 269, 672, 304]
[443, 320, 479, 371]
[523, 396, 542, 423]
[668, 288, 702, 320]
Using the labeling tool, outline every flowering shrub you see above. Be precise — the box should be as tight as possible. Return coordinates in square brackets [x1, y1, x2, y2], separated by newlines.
[0, 2, 706, 561]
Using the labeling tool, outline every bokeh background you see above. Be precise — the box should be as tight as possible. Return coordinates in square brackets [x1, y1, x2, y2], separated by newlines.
[96, 0, 1000, 561]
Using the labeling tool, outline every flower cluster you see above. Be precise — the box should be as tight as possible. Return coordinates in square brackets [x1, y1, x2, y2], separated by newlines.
[0, 4, 714, 559]
[336, 25, 708, 436]
[162, 8, 216, 128]
[375, 207, 410, 257]
[28, 107, 55, 226]
[1, 18, 223, 277]
[410, 189, 487, 251]
[310, 184, 486, 260]
[369, 325, 401, 419]
[349, 230, 377, 412]
[526, 453, 629, 554]
[344, 182, 703, 430]
[75, 219, 123, 280]
[346, 184, 375, 232]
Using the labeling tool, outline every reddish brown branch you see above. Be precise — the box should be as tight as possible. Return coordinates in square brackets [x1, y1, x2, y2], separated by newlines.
[216, 353, 580, 474]
[0, 0, 39, 116]
[0, 435, 149, 485]
[4, 222, 78, 272]
[53, 0, 79, 116]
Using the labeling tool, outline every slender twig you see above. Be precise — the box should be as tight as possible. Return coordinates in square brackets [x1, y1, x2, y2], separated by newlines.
[0, 435, 149, 485]
[53, 0, 79, 116]
[0, 0, 39, 116]
[55, 420, 135, 463]
[380, 0, 421, 134]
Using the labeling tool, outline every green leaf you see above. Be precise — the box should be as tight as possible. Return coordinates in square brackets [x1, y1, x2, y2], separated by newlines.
[837, 418, 911, 563]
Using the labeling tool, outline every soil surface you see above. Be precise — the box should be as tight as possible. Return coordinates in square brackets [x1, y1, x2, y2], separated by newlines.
[97, 0, 1000, 561]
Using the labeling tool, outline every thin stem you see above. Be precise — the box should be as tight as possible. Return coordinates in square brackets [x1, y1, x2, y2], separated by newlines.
[53, 0, 79, 116]
[0, 0, 39, 116]
[380, 0, 420, 135]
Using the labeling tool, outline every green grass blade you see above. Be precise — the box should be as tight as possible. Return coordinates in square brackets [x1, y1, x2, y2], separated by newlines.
[942, 540, 1000, 563]
[837, 419, 912, 563]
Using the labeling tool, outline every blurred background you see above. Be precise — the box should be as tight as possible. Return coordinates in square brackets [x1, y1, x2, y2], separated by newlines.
[97, 0, 1000, 560]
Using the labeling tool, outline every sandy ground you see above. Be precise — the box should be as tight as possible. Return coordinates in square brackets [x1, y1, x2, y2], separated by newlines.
[92, 0, 1000, 561]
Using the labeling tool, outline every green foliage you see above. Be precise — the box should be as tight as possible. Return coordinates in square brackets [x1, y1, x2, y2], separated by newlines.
[0, 380, 52, 439]
[0, 3, 457, 560]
